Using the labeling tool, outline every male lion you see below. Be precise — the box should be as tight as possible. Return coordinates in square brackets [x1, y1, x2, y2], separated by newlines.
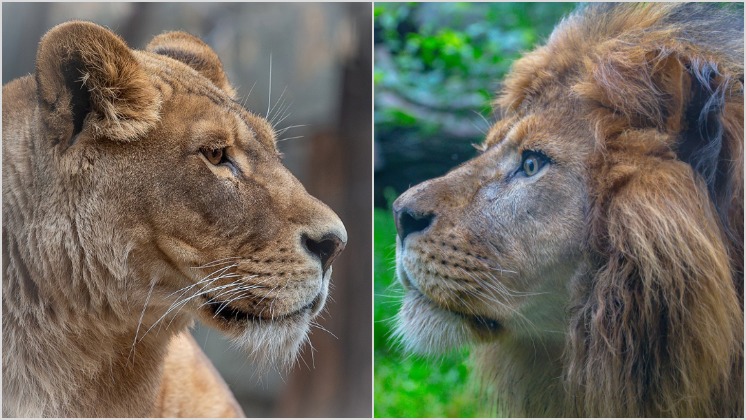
[2, 21, 347, 417]
[393, 3, 743, 417]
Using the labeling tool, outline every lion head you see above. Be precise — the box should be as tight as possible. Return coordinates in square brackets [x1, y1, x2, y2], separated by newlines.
[3, 19, 346, 389]
[393, 4, 743, 417]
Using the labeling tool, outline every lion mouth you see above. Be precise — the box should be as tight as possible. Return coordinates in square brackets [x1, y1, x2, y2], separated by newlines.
[464, 314, 501, 335]
[408, 287, 502, 336]
[202, 293, 319, 324]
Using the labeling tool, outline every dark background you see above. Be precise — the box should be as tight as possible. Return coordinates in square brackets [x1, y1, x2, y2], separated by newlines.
[3, 3, 372, 417]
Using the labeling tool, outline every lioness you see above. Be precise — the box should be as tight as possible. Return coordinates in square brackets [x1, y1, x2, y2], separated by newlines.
[3, 21, 346, 417]
[393, 3, 742, 417]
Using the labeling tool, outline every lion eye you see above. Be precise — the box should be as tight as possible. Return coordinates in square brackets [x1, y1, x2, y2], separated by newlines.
[202, 147, 228, 166]
[520, 151, 549, 177]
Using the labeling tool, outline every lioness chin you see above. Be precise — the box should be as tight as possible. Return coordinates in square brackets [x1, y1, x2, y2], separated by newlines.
[2, 21, 346, 417]
[393, 3, 743, 417]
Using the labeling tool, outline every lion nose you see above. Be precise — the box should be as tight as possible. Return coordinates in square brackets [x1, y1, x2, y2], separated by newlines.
[393, 205, 434, 244]
[302, 232, 346, 273]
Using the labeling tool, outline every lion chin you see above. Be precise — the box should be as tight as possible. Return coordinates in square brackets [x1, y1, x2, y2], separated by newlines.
[395, 266, 501, 355]
[396, 291, 474, 355]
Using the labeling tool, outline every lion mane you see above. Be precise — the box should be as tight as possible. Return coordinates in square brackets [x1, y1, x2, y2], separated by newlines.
[498, 4, 743, 416]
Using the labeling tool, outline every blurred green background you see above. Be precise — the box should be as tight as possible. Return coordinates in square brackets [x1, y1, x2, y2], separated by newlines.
[373, 3, 576, 417]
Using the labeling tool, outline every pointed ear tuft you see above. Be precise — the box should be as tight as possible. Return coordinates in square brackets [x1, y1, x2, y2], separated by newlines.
[35, 21, 161, 144]
[146, 31, 236, 98]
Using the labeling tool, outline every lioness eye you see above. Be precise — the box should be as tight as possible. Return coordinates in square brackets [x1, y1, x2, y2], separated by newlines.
[521, 151, 549, 176]
[202, 147, 228, 166]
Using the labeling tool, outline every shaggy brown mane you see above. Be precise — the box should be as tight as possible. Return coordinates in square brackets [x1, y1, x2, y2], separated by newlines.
[497, 3, 743, 416]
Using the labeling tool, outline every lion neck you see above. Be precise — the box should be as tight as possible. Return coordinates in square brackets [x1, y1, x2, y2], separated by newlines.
[475, 336, 569, 417]
[472, 261, 593, 417]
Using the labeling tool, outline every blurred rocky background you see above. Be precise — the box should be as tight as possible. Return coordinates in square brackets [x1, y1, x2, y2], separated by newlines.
[3, 2, 372, 417]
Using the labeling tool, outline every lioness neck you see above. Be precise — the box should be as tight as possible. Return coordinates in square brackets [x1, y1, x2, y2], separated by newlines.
[2, 226, 184, 417]
[2, 77, 184, 417]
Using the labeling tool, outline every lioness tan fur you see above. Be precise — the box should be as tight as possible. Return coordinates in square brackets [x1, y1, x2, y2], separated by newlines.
[3, 21, 347, 417]
[393, 3, 742, 417]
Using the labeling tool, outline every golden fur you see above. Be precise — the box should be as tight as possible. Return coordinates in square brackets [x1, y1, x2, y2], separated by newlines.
[393, 4, 742, 416]
[2, 21, 347, 417]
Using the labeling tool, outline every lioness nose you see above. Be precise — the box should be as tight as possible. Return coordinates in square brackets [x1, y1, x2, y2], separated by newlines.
[303, 232, 346, 273]
[393, 206, 434, 244]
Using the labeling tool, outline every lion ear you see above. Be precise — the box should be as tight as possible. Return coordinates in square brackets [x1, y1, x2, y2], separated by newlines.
[579, 48, 743, 229]
[671, 61, 744, 255]
[146, 32, 236, 98]
[35, 21, 161, 145]
[572, 153, 742, 415]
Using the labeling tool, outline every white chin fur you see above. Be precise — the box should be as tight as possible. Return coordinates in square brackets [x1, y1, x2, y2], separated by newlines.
[230, 314, 311, 371]
[395, 290, 473, 355]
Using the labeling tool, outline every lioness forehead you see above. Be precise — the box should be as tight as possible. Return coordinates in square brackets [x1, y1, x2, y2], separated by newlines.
[136, 51, 277, 151]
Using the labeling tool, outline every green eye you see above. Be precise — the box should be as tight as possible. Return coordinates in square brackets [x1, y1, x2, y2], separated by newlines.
[520, 151, 549, 177]
[523, 156, 539, 175]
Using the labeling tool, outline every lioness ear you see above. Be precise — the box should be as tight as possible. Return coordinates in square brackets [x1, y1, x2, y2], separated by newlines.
[146, 32, 236, 98]
[570, 152, 742, 415]
[36, 21, 161, 145]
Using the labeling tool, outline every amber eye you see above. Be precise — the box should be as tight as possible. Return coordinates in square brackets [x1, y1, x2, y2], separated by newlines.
[520, 151, 549, 177]
[202, 147, 227, 166]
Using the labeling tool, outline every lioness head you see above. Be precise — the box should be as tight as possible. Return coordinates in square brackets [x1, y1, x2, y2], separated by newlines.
[12, 21, 346, 367]
[392, 3, 742, 416]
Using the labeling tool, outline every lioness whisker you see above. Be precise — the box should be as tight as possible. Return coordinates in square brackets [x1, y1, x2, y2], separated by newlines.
[277, 135, 304, 143]
[265, 53, 272, 119]
[275, 124, 306, 136]
[267, 85, 288, 124]
[271, 104, 294, 128]
[270, 97, 292, 127]
[128, 276, 158, 364]
[167, 264, 240, 298]
[240, 81, 257, 109]
[309, 321, 338, 340]
[141, 280, 248, 342]
[191, 257, 242, 269]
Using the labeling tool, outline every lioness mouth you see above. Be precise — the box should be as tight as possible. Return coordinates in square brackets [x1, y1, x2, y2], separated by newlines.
[202, 293, 317, 324]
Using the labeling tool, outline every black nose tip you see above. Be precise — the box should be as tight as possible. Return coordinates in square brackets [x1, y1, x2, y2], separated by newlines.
[395, 207, 434, 243]
[303, 233, 345, 273]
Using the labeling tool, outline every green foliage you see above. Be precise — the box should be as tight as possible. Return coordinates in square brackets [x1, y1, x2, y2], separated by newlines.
[374, 2, 576, 136]
[374, 2, 577, 207]
[373, 208, 491, 418]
